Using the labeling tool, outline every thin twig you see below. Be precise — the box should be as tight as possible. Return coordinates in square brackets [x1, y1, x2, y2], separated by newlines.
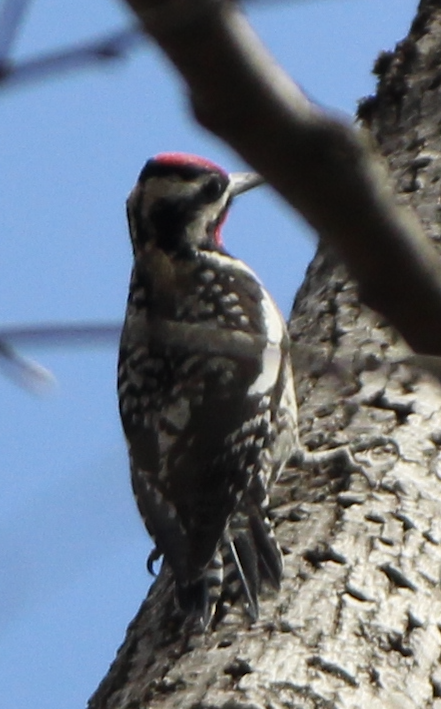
[0, 0, 31, 64]
[0, 340, 55, 392]
[0, 322, 122, 346]
[0, 25, 143, 87]
[0, 322, 122, 391]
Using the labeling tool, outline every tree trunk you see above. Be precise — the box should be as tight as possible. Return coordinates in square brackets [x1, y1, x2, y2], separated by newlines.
[89, 2, 441, 707]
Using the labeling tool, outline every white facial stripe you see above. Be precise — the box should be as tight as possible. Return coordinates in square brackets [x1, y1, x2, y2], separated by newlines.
[131, 176, 200, 218]
[130, 175, 230, 231]
[186, 193, 230, 243]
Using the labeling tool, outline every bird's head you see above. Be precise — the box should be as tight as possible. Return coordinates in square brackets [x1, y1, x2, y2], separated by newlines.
[126, 153, 263, 258]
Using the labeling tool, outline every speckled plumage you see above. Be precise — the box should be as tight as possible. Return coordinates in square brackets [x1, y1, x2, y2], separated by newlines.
[118, 153, 297, 625]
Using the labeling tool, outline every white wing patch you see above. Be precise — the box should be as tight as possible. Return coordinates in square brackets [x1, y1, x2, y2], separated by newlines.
[248, 291, 283, 395]
[203, 251, 284, 396]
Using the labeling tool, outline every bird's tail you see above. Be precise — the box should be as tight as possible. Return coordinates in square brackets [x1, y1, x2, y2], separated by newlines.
[173, 502, 282, 627]
[175, 550, 224, 628]
[220, 500, 283, 621]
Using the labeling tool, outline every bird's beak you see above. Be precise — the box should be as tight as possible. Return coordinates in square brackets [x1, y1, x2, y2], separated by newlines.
[228, 171, 264, 197]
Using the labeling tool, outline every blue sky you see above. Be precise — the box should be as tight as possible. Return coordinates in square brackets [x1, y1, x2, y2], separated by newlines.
[0, 1, 417, 707]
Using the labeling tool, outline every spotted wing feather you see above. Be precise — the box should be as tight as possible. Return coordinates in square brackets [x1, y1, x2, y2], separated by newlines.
[118, 251, 297, 623]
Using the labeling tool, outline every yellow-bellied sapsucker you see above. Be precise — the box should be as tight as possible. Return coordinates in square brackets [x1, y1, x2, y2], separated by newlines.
[118, 153, 298, 626]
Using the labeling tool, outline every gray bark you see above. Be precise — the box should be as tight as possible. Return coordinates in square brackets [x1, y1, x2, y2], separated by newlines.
[89, 2, 441, 707]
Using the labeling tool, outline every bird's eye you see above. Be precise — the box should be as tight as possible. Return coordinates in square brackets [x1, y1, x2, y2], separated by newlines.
[201, 176, 225, 203]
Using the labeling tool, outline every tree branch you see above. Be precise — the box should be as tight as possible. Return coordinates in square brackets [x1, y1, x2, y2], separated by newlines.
[0, 0, 31, 64]
[0, 25, 142, 87]
[121, 0, 441, 356]
[89, 4, 441, 708]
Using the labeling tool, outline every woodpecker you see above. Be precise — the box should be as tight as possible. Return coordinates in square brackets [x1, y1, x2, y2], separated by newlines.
[118, 152, 298, 626]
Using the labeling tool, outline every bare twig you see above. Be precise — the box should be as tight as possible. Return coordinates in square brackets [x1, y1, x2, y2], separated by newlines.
[0, 322, 121, 391]
[120, 0, 441, 357]
[0, 340, 55, 392]
[0, 25, 143, 87]
[0, 0, 31, 64]
[0, 322, 121, 346]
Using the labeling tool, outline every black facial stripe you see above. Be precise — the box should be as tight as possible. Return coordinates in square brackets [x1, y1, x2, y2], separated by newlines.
[138, 191, 229, 254]
[150, 196, 198, 253]
[131, 167, 231, 253]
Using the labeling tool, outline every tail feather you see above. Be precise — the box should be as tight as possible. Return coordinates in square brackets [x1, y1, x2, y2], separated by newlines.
[220, 498, 283, 619]
[225, 535, 259, 621]
[175, 551, 224, 628]
[249, 512, 283, 589]
[170, 502, 283, 626]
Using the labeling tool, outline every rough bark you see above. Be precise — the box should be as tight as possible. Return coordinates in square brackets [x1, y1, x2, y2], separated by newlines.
[89, 2, 441, 707]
